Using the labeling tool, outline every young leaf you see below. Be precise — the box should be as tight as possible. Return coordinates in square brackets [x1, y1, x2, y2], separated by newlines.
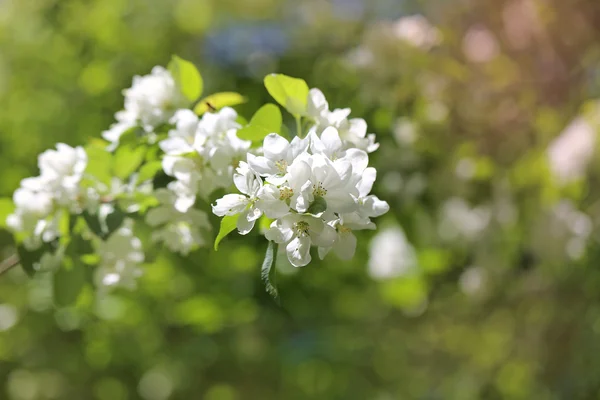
[236, 104, 283, 142]
[112, 144, 146, 180]
[250, 103, 282, 134]
[137, 160, 163, 183]
[261, 241, 279, 302]
[194, 92, 247, 115]
[85, 144, 113, 186]
[214, 214, 240, 251]
[0, 197, 15, 229]
[168, 55, 203, 102]
[236, 125, 270, 142]
[264, 74, 309, 117]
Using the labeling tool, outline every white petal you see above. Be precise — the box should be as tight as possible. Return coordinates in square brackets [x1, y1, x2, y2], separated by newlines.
[237, 209, 258, 235]
[263, 134, 290, 161]
[363, 195, 390, 218]
[159, 137, 193, 155]
[318, 246, 331, 260]
[341, 148, 369, 176]
[247, 154, 277, 176]
[348, 118, 367, 139]
[311, 223, 337, 248]
[286, 236, 311, 267]
[288, 160, 312, 190]
[212, 194, 248, 216]
[358, 167, 377, 197]
[265, 223, 294, 244]
[333, 231, 357, 260]
[307, 88, 328, 118]
[173, 195, 196, 213]
[319, 126, 343, 157]
[325, 192, 357, 214]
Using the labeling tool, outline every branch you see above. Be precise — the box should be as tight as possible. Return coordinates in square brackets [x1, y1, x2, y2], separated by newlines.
[0, 254, 19, 275]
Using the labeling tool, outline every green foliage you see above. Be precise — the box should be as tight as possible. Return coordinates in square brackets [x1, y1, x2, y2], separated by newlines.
[264, 74, 309, 117]
[237, 103, 282, 142]
[260, 241, 279, 301]
[0, 197, 14, 229]
[168, 55, 203, 102]
[137, 160, 163, 183]
[2, 1, 600, 399]
[112, 144, 146, 180]
[213, 214, 240, 251]
[53, 249, 87, 307]
[85, 143, 113, 186]
[194, 92, 247, 114]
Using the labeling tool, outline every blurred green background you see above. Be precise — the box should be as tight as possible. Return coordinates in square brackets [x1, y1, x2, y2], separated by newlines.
[2, 0, 600, 398]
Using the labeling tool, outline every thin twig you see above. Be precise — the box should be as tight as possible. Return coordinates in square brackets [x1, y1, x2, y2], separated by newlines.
[0, 254, 20, 275]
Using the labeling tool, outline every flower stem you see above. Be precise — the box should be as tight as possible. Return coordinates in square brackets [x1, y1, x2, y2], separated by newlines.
[0, 254, 19, 276]
[295, 116, 303, 138]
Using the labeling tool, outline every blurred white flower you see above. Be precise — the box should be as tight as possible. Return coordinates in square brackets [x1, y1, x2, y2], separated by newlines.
[393, 118, 418, 146]
[392, 15, 441, 50]
[547, 116, 597, 184]
[146, 189, 211, 255]
[95, 219, 144, 290]
[439, 197, 491, 241]
[462, 26, 499, 63]
[368, 226, 417, 280]
[122, 66, 188, 131]
[459, 266, 487, 296]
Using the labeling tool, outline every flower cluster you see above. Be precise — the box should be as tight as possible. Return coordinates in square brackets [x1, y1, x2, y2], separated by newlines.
[102, 66, 188, 148]
[213, 90, 389, 267]
[4, 57, 391, 297]
[158, 108, 249, 212]
[7, 144, 88, 250]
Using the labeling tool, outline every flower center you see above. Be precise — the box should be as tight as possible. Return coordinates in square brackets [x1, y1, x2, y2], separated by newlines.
[339, 225, 352, 233]
[313, 182, 327, 197]
[275, 159, 288, 174]
[279, 187, 294, 201]
[293, 221, 310, 236]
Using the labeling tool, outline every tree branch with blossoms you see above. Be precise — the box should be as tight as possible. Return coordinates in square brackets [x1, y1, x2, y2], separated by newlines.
[0, 56, 389, 304]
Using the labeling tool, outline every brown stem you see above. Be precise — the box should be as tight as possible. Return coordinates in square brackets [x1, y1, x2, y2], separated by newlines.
[0, 254, 20, 275]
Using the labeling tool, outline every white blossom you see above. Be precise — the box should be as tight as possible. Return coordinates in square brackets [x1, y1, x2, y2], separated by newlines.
[212, 162, 263, 234]
[368, 226, 418, 279]
[212, 93, 389, 267]
[95, 219, 144, 290]
[265, 214, 337, 267]
[122, 66, 187, 131]
[306, 89, 379, 153]
[146, 189, 211, 255]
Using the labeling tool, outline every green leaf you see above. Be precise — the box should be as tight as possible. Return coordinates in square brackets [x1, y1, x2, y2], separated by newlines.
[112, 144, 146, 181]
[105, 207, 125, 234]
[264, 74, 309, 117]
[194, 92, 247, 115]
[137, 160, 163, 183]
[116, 126, 143, 147]
[236, 104, 283, 142]
[82, 211, 105, 239]
[236, 125, 271, 142]
[85, 144, 113, 186]
[54, 240, 87, 307]
[250, 103, 282, 134]
[214, 214, 240, 251]
[0, 197, 15, 229]
[168, 55, 203, 102]
[260, 241, 279, 302]
[307, 196, 327, 215]
[16, 243, 54, 277]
